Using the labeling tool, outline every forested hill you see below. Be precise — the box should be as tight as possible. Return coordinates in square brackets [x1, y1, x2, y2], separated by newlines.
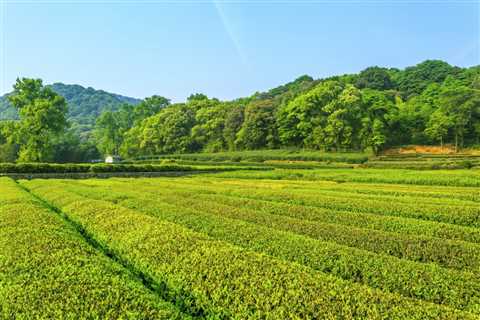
[0, 82, 141, 133]
[1, 60, 480, 163]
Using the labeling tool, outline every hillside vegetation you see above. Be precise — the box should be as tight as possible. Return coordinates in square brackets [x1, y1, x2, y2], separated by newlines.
[0, 60, 479, 163]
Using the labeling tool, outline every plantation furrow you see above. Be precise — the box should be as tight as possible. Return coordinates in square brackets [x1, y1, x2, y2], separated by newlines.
[57, 180, 480, 273]
[20, 180, 477, 319]
[49, 180, 480, 313]
[0, 178, 185, 319]
[75, 178, 480, 245]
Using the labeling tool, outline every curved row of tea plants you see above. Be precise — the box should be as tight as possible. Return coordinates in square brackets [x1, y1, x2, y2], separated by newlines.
[213, 168, 480, 187]
[0, 178, 184, 319]
[44, 179, 480, 313]
[20, 179, 474, 319]
[134, 176, 480, 228]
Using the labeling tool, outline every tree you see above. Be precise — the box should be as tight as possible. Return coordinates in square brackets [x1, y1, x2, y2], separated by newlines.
[121, 104, 195, 157]
[0, 121, 18, 162]
[277, 81, 344, 147]
[94, 111, 123, 156]
[395, 60, 460, 98]
[223, 103, 244, 151]
[356, 66, 394, 90]
[189, 97, 226, 152]
[424, 110, 452, 147]
[133, 95, 170, 123]
[359, 89, 396, 155]
[8, 78, 67, 162]
[438, 78, 480, 151]
[236, 99, 278, 149]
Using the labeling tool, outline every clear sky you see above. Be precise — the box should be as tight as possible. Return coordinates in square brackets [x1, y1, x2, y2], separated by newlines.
[1, 0, 479, 102]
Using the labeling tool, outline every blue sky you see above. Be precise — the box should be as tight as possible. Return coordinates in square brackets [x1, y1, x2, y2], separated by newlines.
[1, 1, 479, 101]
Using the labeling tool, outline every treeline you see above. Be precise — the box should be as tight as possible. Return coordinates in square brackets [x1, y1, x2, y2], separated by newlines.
[99, 60, 480, 158]
[0, 60, 479, 162]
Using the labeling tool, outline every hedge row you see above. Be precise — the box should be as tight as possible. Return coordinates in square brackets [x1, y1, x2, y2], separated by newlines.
[0, 178, 183, 319]
[51, 179, 480, 313]
[134, 149, 370, 164]
[21, 180, 475, 319]
[0, 163, 196, 174]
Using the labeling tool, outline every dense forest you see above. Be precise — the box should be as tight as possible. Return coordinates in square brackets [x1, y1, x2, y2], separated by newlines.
[0, 59, 479, 163]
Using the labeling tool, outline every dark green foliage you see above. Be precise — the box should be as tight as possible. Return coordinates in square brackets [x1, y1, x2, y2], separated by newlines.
[138, 149, 369, 163]
[1, 60, 480, 163]
[356, 66, 395, 90]
[395, 60, 461, 98]
[0, 162, 194, 174]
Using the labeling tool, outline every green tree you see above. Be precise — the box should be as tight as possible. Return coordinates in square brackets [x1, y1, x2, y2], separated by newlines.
[356, 66, 394, 90]
[133, 95, 170, 123]
[94, 111, 124, 156]
[395, 60, 460, 98]
[121, 104, 195, 157]
[8, 78, 67, 162]
[236, 99, 278, 149]
[438, 78, 480, 151]
[360, 89, 396, 155]
[189, 97, 226, 152]
[424, 110, 452, 147]
[223, 103, 244, 151]
[277, 81, 344, 147]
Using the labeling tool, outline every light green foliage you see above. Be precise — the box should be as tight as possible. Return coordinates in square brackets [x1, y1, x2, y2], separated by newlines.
[19, 178, 477, 319]
[0, 178, 183, 319]
[51, 177, 480, 313]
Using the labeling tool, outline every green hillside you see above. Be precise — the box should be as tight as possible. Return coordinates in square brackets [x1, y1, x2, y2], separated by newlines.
[0, 82, 141, 135]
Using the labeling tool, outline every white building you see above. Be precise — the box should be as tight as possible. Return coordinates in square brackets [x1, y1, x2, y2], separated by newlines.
[105, 155, 121, 163]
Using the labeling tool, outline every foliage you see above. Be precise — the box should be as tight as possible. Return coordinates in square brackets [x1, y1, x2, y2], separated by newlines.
[21, 178, 476, 319]
[8, 78, 68, 162]
[59, 177, 480, 312]
[1, 60, 480, 163]
[0, 178, 184, 319]
[356, 66, 395, 90]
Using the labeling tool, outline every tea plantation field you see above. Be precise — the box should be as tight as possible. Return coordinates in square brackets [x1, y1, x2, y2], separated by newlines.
[1, 167, 480, 319]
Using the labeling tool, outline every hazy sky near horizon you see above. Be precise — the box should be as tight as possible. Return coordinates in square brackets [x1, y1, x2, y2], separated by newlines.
[0, 0, 479, 101]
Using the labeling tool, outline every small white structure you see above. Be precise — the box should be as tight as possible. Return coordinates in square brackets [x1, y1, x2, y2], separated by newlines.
[105, 155, 121, 163]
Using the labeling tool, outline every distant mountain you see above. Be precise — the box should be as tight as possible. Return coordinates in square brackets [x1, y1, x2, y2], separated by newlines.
[0, 82, 142, 137]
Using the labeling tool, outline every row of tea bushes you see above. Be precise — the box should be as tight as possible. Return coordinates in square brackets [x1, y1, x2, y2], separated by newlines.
[53, 179, 480, 313]
[0, 163, 195, 174]
[0, 178, 184, 319]
[21, 179, 475, 319]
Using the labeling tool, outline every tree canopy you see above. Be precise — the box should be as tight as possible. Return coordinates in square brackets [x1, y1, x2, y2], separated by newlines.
[1, 60, 479, 162]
